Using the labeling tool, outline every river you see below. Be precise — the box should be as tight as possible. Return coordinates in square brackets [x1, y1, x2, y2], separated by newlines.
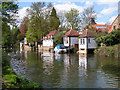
[6, 49, 120, 88]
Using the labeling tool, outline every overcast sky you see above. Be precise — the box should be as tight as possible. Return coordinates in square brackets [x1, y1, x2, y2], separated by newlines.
[15, 0, 120, 25]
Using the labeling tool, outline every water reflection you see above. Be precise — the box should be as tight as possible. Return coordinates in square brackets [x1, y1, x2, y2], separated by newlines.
[41, 52, 54, 75]
[79, 54, 87, 69]
[8, 50, 120, 88]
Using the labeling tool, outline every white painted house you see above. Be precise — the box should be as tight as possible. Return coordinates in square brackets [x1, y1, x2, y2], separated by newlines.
[63, 29, 79, 48]
[79, 29, 97, 53]
[42, 30, 58, 50]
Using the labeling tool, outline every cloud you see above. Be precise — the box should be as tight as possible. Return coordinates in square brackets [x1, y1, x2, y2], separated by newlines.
[109, 15, 117, 24]
[96, 0, 119, 5]
[100, 7, 117, 15]
[84, 1, 93, 7]
[18, 7, 31, 20]
[54, 2, 84, 13]
[96, 21, 106, 25]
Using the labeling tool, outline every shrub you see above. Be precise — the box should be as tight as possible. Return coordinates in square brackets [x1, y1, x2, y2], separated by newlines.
[53, 32, 65, 47]
[97, 30, 120, 46]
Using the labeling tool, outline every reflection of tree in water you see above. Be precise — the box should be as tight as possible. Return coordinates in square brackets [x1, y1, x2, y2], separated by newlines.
[96, 56, 120, 88]
[102, 64, 120, 76]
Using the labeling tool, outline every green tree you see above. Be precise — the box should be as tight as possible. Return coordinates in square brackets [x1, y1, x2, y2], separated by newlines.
[48, 7, 60, 31]
[65, 8, 81, 31]
[53, 32, 65, 47]
[2, 2, 18, 48]
[26, 2, 53, 43]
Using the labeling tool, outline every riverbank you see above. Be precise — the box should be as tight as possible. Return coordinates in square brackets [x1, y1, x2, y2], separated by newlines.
[2, 51, 41, 89]
[94, 44, 120, 58]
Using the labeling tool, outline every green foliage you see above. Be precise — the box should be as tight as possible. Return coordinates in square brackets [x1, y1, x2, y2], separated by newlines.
[97, 30, 120, 46]
[94, 44, 120, 58]
[2, 22, 12, 48]
[65, 8, 81, 31]
[2, 1, 18, 48]
[2, 51, 11, 75]
[48, 7, 60, 31]
[53, 32, 65, 47]
[2, 2, 18, 25]
[26, 2, 54, 43]
[2, 51, 41, 88]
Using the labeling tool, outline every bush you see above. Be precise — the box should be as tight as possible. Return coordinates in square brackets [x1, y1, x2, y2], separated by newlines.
[53, 32, 65, 47]
[97, 30, 120, 46]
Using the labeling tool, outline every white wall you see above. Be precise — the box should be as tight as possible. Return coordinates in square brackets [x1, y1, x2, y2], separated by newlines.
[64, 37, 69, 47]
[79, 37, 97, 49]
[79, 38, 87, 49]
[43, 39, 53, 47]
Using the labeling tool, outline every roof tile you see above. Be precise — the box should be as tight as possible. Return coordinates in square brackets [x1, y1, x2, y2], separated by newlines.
[79, 29, 95, 38]
[64, 29, 79, 36]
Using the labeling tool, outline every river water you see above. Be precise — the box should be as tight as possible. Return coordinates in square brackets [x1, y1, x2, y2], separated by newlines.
[6, 50, 120, 88]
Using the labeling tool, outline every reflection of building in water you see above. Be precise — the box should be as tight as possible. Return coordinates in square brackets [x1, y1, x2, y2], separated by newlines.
[78, 54, 88, 77]
[55, 54, 70, 72]
[41, 52, 54, 75]
[63, 54, 70, 73]
[79, 54, 87, 69]
[55, 53, 61, 62]
[24, 51, 28, 60]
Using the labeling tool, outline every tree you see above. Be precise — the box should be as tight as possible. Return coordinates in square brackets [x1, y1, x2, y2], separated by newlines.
[65, 8, 81, 31]
[2, 2, 18, 26]
[48, 7, 60, 31]
[26, 2, 53, 43]
[81, 6, 96, 28]
[57, 11, 66, 31]
[53, 32, 65, 47]
[19, 17, 29, 35]
[2, 2, 18, 48]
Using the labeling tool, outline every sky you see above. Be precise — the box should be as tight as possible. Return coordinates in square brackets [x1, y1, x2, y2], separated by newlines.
[15, 0, 120, 25]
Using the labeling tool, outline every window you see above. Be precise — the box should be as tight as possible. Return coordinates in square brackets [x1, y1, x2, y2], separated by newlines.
[83, 39, 85, 44]
[113, 26, 116, 30]
[81, 39, 82, 44]
[80, 39, 85, 45]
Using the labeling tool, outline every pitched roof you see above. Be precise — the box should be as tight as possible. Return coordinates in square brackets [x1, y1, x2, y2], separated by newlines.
[64, 29, 79, 36]
[111, 15, 120, 26]
[91, 24, 111, 32]
[79, 29, 95, 38]
[45, 30, 58, 38]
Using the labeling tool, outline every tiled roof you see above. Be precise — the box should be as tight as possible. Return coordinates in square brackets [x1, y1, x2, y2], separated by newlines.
[79, 29, 95, 38]
[64, 29, 79, 36]
[91, 24, 111, 32]
[45, 30, 58, 38]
